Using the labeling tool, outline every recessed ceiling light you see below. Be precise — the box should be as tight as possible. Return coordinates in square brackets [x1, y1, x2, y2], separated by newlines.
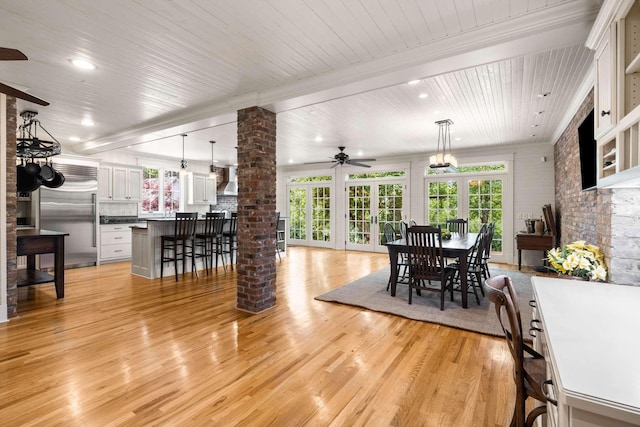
[537, 92, 551, 98]
[419, 93, 429, 99]
[81, 118, 95, 126]
[69, 136, 80, 142]
[433, 110, 441, 115]
[314, 136, 323, 142]
[455, 137, 461, 141]
[288, 159, 294, 164]
[408, 80, 421, 85]
[70, 59, 97, 70]
[357, 150, 363, 156]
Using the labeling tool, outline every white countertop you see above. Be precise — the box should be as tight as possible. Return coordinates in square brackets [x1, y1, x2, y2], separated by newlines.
[532, 277, 640, 423]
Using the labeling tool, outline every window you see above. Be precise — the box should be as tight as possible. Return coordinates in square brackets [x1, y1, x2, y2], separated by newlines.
[289, 188, 306, 240]
[427, 181, 458, 227]
[141, 167, 160, 213]
[164, 170, 181, 213]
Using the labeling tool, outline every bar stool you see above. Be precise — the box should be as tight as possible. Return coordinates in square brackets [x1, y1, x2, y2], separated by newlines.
[160, 212, 198, 281]
[223, 212, 237, 269]
[195, 212, 226, 273]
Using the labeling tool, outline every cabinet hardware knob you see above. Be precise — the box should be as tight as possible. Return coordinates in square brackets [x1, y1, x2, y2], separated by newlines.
[601, 110, 611, 117]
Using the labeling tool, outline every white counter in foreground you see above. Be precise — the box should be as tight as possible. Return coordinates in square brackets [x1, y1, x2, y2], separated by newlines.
[532, 277, 640, 426]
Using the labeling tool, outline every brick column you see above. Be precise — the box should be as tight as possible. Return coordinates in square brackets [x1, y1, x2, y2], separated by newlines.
[236, 106, 277, 313]
[4, 96, 17, 317]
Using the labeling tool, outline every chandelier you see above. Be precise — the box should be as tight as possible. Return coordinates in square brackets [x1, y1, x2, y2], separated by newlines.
[17, 110, 62, 159]
[429, 119, 457, 173]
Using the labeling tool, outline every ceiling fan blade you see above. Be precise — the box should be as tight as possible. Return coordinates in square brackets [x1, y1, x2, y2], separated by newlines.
[355, 158, 376, 162]
[0, 48, 27, 61]
[330, 162, 340, 169]
[304, 160, 337, 165]
[0, 82, 49, 106]
[347, 161, 372, 168]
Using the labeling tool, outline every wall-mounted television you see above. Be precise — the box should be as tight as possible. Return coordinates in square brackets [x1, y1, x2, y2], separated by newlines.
[578, 109, 597, 191]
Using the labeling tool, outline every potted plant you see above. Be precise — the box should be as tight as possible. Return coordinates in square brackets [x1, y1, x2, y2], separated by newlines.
[546, 240, 607, 281]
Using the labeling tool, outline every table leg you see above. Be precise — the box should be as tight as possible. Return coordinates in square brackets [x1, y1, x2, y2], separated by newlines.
[459, 253, 468, 309]
[54, 236, 65, 298]
[388, 247, 399, 297]
[518, 249, 522, 271]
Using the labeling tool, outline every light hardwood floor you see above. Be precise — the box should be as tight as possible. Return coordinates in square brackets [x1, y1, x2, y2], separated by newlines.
[0, 247, 516, 426]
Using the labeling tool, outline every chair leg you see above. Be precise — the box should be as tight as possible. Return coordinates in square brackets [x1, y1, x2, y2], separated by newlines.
[160, 242, 165, 279]
[174, 241, 180, 282]
[408, 281, 413, 304]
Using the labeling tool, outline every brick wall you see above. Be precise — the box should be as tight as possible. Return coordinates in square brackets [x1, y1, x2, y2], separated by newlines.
[236, 106, 277, 312]
[5, 97, 17, 317]
[554, 90, 640, 285]
[212, 195, 238, 212]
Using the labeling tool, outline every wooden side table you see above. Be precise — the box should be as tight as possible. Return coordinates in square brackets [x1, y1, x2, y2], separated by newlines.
[516, 233, 554, 270]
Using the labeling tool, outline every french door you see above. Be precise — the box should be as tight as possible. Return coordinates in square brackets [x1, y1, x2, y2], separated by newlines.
[346, 180, 405, 252]
[288, 184, 333, 247]
[426, 175, 506, 262]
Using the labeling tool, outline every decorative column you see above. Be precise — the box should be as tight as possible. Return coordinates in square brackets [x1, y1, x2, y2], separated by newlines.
[236, 106, 277, 313]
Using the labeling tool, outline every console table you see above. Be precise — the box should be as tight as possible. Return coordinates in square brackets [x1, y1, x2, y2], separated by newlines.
[516, 232, 554, 270]
[17, 229, 68, 298]
[532, 277, 640, 426]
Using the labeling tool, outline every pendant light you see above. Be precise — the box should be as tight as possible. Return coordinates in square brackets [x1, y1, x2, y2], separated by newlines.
[429, 119, 458, 173]
[179, 133, 188, 176]
[209, 140, 217, 178]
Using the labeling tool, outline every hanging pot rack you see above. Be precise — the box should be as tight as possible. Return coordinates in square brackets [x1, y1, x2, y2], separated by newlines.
[16, 110, 62, 159]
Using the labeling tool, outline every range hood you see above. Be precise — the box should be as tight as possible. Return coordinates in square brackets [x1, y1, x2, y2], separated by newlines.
[217, 166, 238, 196]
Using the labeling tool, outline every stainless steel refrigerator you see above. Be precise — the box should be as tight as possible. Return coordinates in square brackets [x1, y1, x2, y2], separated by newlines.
[40, 163, 98, 269]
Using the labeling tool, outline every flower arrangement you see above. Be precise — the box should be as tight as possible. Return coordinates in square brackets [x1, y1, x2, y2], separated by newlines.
[546, 240, 607, 281]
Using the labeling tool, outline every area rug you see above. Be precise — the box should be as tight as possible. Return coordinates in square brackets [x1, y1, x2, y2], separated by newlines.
[315, 267, 536, 338]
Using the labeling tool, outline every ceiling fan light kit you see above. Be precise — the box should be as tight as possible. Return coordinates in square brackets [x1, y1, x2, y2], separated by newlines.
[429, 119, 458, 173]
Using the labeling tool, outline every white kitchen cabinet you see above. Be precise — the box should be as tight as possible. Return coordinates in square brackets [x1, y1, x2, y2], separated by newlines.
[588, 0, 640, 187]
[188, 173, 216, 204]
[594, 24, 615, 138]
[99, 164, 143, 202]
[99, 224, 133, 262]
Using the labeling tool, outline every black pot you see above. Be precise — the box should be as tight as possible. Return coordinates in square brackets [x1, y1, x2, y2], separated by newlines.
[24, 160, 41, 176]
[17, 165, 42, 192]
[40, 160, 55, 181]
[42, 170, 65, 188]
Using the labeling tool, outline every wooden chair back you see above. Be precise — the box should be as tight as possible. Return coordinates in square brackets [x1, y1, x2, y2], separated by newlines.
[446, 218, 468, 234]
[174, 212, 198, 239]
[407, 225, 446, 281]
[484, 275, 554, 426]
[383, 222, 396, 244]
[203, 212, 225, 237]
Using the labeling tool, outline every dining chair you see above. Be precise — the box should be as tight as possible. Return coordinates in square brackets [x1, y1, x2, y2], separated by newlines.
[446, 218, 468, 234]
[397, 220, 410, 283]
[160, 212, 199, 281]
[406, 225, 456, 310]
[447, 225, 487, 305]
[481, 222, 495, 279]
[194, 212, 226, 274]
[484, 275, 556, 427]
[383, 222, 403, 291]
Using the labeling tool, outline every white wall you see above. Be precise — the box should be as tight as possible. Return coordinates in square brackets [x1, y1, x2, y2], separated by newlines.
[278, 141, 555, 267]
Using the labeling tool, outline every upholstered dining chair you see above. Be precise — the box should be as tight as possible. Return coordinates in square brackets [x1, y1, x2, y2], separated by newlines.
[406, 225, 456, 310]
[160, 212, 199, 281]
[484, 275, 556, 427]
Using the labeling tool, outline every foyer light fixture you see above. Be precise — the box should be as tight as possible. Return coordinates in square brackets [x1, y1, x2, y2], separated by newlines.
[179, 134, 188, 177]
[429, 119, 458, 173]
[209, 140, 217, 178]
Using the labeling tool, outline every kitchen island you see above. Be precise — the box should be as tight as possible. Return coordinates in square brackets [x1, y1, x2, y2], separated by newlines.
[131, 218, 233, 279]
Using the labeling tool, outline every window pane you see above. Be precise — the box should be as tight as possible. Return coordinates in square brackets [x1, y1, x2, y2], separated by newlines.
[311, 186, 331, 242]
[289, 188, 307, 240]
[164, 170, 181, 213]
[427, 181, 458, 228]
[141, 167, 160, 213]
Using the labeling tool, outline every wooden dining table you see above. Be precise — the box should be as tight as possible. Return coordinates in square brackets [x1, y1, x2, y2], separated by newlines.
[385, 232, 479, 308]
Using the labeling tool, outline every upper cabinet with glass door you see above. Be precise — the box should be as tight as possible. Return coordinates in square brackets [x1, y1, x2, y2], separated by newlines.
[588, 0, 640, 187]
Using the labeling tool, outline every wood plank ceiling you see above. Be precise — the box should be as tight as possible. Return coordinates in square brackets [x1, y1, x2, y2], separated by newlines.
[0, 0, 601, 167]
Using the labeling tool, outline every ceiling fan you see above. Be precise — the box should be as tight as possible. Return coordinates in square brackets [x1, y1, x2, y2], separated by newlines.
[307, 146, 376, 168]
[0, 47, 49, 106]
